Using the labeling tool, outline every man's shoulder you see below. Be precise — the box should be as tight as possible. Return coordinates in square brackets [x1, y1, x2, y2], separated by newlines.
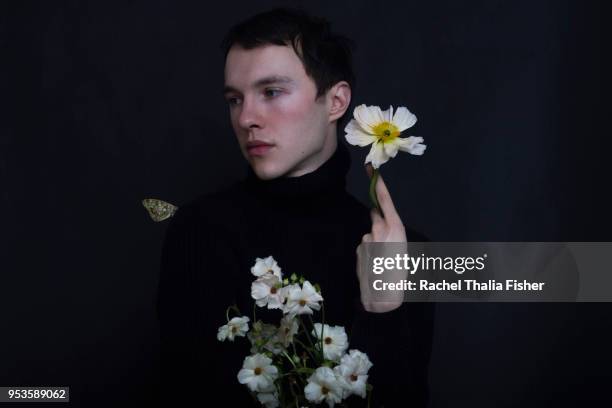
[166, 183, 246, 231]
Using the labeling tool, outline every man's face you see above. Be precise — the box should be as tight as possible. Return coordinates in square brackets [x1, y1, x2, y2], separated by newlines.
[224, 44, 335, 180]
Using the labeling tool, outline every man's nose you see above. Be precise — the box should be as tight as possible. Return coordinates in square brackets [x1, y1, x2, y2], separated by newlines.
[237, 98, 262, 130]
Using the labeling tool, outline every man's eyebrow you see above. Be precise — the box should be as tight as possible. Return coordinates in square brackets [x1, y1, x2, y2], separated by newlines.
[223, 75, 295, 95]
[253, 75, 294, 87]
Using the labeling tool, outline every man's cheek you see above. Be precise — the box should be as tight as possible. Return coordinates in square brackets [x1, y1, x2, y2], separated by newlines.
[275, 95, 311, 117]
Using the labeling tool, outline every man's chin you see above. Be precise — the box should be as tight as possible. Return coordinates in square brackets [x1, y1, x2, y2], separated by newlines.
[251, 163, 285, 180]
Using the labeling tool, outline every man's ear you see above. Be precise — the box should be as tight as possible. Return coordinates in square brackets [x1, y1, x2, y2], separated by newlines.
[328, 81, 351, 123]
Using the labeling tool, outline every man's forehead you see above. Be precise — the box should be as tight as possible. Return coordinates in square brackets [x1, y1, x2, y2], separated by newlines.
[224, 44, 304, 91]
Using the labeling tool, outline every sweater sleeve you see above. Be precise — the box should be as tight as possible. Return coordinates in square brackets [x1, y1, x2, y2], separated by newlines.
[156, 206, 202, 405]
[348, 229, 434, 407]
[156, 204, 255, 406]
[353, 227, 435, 408]
[349, 301, 435, 408]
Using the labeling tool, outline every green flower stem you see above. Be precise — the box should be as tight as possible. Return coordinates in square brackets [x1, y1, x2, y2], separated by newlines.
[295, 367, 315, 375]
[290, 342, 309, 376]
[225, 304, 241, 322]
[299, 317, 319, 363]
[320, 303, 326, 360]
[293, 338, 316, 361]
[287, 379, 300, 408]
[369, 168, 381, 213]
[291, 342, 299, 360]
[275, 381, 284, 408]
[282, 350, 298, 370]
[307, 314, 324, 362]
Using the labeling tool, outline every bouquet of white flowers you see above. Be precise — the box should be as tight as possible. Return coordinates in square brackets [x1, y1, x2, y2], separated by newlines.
[217, 256, 374, 407]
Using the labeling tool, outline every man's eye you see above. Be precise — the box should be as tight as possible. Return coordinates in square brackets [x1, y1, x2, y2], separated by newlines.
[264, 89, 282, 98]
[227, 97, 241, 106]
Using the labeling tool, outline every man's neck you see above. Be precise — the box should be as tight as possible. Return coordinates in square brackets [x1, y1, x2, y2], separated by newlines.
[285, 133, 338, 178]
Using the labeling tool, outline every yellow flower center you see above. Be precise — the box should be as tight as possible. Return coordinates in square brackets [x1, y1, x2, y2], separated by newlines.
[372, 121, 400, 143]
[254, 367, 262, 375]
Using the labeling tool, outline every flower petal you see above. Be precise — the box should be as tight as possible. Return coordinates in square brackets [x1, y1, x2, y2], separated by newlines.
[365, 142, 390, 169]
[344, 120, 377, 146]
[217, 325, 228, 341]
[353, 104, 385, 131]
[392, 107, 417, 132]
[251, 280, 271, 299]
[344, 117, 371, 135]
[382, 105, 394, 123]
[237, 368, 253, 385]
[397, 136, 426, 155]
[383, 140, 400, 158]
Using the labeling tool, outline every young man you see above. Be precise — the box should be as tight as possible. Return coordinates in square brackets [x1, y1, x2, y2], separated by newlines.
[157, 8, 433, 407]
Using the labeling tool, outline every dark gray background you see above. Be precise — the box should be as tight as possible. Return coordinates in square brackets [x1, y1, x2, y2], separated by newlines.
[2, 0, 610, 406]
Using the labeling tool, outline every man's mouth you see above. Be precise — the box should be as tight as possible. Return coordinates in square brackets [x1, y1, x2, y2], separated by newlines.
[246, 141, 274, 157]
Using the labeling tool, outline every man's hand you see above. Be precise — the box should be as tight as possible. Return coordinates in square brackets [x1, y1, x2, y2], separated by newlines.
[357, 165, 408, 313]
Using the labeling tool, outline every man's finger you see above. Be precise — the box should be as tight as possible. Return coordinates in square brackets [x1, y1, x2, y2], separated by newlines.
[375, 172, 402, 224]
[370, 208, 385, 237]
[370, 207, 384, 224]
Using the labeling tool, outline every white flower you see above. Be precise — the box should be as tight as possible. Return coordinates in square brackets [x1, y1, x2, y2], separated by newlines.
[304, 366, 345, 407]
[284, 281, 323, 316]
[237, 354, 279, 393]
[217, 316, 250, 342]
[277, 315, 299, 347]
[334, 349, 373, 398]
[251, 275, 286, 310]
[312, 323, 349, 362]
[251, 256, 282, 280]
[344, 104, 426, 168]
[256, 385, 280, 408]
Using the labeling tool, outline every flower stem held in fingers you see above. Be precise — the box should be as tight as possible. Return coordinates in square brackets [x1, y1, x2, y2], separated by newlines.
[369, 168, 382, 213]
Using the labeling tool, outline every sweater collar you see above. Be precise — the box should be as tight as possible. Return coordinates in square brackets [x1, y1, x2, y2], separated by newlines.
[243, 140, 351, 200]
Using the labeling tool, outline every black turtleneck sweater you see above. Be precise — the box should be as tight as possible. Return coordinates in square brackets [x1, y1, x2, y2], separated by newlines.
[156, 141, 434, 407]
